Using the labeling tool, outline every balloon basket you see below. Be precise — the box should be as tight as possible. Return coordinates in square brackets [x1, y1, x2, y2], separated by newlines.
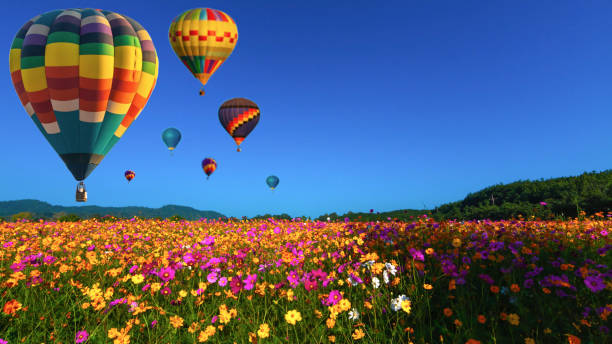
[76, 182, 87, 202]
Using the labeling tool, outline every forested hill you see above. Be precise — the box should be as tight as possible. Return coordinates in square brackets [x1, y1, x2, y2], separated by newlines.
[0, 200, 224, 220]
[432, 170, 612, 220]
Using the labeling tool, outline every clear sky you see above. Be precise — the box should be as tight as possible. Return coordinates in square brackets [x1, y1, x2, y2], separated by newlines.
[2, 0, 612, 218]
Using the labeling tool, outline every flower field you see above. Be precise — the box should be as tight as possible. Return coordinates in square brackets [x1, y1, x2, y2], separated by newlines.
[0, 215, 610, 344]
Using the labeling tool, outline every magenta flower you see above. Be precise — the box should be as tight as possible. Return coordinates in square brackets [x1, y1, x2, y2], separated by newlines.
[409, 248, 425, 262]
[207, 272, 219, 283]
[211, 315, 218, 324]
[75, 330, 88, 343]
[218, 277, 228, 287]
[151, 320, 157, 327]
[129, 265, 139, 274]
[230, 276, 244, 294]
[160, 287, 172, 296]
[327, 290, 342, 305]
[157, 267, 175, 282]
[243, 274, 257, 290]
[540, 202, 547, 205]
[0, 338, 7, 344]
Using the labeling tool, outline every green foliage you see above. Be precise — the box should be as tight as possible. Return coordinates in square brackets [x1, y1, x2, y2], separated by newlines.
[11, 211, 33, 221]
[168, 214, 185, 221]
[57, 213, 81, 222]
[433, 170, 612, 220]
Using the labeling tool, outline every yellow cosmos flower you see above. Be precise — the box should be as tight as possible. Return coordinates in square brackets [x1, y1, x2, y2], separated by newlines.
[285, 310, 302, 325]
[257, 323, 270, 338]
[131, 274, 144, 284]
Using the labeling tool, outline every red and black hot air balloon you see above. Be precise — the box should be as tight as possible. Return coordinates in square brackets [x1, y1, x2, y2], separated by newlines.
[218, 98, 259, 152]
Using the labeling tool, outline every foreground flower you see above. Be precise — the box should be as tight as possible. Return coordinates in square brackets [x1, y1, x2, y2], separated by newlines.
[257, 323, 270, 338]
[508, 313, 520, 326]
[75, 330, 88, 343]
[391, 295, 409, 312]
[401, 300, 412, 314]
[3, 299, 22, 316]
[131, 274, 144, 285]
[352, 328, 365, 340]
[348, 308, 360, 321]
[170, 315, 184, 329]
[285, 310, 302, 325]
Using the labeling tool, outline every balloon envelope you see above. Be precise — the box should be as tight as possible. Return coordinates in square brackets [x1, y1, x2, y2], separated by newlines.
[9, 9, 158, 181]
[218, 98, 260, 150]
[168, 8, 238, 90]
[125, 170, 135, 182]
[162, 128, 181, 150]
[202, 158, 217, 178]
[266, 175, 279, 189]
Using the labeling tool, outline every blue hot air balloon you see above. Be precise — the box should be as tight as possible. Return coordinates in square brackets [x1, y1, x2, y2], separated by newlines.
[162, 128, 181, 153]
[266, 175, 279, 190]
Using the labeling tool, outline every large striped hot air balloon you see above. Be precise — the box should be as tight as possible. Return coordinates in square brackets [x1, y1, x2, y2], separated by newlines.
[202, 158, 217, 179]
[168, 8, 238, 96]
[9, 9, 158, 201]
[218, 98, 260, 152]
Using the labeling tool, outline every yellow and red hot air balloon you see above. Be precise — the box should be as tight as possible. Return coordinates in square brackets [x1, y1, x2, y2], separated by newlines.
[124, 170, 135, 183]
[9, 9, 158, 202]
[168, 8, 238, 96]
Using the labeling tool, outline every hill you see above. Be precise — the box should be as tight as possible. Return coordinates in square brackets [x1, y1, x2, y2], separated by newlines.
[0, 200, 224, 220]
[314, 170, 612, 221]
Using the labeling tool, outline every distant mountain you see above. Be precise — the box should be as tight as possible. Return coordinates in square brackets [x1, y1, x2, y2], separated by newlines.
[0, 200, 224, 220]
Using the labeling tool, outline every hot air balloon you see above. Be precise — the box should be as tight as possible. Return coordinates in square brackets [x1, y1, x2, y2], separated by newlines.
[125, 170, 135, 183]
[218, 98, 259, 152]
[266, 175, 279, 190]
[202, 158, 217, 179]
[162, 128, 181, 153]
[168, 8, 238, 96]
[9, 9, 158, 202]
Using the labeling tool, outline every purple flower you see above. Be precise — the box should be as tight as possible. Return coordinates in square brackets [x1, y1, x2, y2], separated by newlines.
[151, 320, 157, 327]
[243, 274, 257, 290]
[43, 255, 57, 265]
[539, 202, 547, 205]
[0, 338, 7, 344]
[129, 265, 139, 274]
[207, 272, 219, 283]
[211, 315, 218, 324]
[75, 330, 88, 343]
[218, 277, 228, 287]
[584, 275, 605, 293]
[523, 279, 534, 289]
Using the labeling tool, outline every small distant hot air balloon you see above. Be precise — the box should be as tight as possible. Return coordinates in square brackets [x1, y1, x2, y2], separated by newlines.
[219, 98, 260, 152]
[168, 8, 238, 96]
[202, 158, 217, 179]
[9, 9, 159, 202]
[124, 170, 135, 183]
[162, 128, 181, 153]
[266, 175, 279, 190]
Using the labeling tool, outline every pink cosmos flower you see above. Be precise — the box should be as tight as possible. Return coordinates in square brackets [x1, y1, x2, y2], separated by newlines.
[75, 330, 88, 343]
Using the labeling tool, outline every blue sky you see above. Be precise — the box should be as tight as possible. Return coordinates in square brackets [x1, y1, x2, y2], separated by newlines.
[2, 0, 612, 218]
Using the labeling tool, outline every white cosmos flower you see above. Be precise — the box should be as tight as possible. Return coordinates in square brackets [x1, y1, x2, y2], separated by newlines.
[348, 308, 360, 321]
[383, 270, 390, 284]
[385, 262, 397, 276]
[372, 277, 380, 289]
[391, 295, 409, 312]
